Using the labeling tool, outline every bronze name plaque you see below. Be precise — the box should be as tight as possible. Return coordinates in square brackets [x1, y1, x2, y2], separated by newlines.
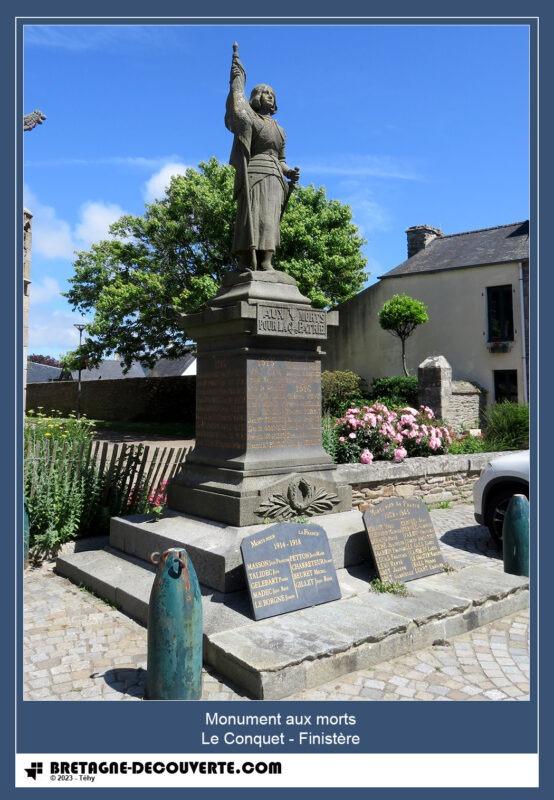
[256, 304, 327, 339]
[363, 497, 445, 583]
[241, 522, 341, 620]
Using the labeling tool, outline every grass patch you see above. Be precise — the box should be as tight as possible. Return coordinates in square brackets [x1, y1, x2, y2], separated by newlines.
[428, 500, 453, 510]
[78, 583, 117, 609]
[370, 578, 407, 596]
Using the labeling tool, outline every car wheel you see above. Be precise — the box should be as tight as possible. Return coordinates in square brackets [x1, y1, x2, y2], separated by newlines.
[484, 486, 529, 544]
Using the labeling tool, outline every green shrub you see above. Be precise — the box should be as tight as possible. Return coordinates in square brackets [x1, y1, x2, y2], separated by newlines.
[447, 435, 486, 454]
[483, 402, 529, 450]
[321, 370, 363, 417]
[24, 418, 102, 556]
[322, 414, 339, 460]
[367, 376, 418, 408]
[24, 413, 180, 559]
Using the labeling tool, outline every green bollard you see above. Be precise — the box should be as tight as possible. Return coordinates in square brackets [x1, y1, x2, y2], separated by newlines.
[502, 494, 529, 577]
[146, 548, 203, 700]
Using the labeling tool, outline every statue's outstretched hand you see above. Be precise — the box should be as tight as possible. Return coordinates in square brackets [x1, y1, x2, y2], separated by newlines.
[286, 166, 300, 183]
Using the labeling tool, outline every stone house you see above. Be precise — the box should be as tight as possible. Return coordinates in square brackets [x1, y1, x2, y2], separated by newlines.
[324, 221, 529, 406]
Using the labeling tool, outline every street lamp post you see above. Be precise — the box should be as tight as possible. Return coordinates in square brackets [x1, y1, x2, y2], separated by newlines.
[74, 323, 86, 419]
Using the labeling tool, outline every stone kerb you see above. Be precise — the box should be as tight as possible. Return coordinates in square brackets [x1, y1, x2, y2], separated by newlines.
[332, 451, 520, 509]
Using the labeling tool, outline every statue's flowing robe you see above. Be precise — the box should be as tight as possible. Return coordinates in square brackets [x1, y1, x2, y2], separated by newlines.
[225, 73, 288, 253]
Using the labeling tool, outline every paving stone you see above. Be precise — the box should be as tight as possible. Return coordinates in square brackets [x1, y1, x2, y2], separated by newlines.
[25, 506, 530, 702]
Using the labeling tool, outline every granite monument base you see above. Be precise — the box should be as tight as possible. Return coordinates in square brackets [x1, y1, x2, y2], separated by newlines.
[109, 506, 369, 593]
[167, 267, 351, 526]
[168, 465, 351, 528]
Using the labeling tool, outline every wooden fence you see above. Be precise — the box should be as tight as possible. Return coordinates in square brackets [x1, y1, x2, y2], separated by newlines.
[25, 439, 191, 512]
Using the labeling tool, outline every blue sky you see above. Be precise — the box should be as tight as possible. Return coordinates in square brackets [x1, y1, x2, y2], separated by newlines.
[24, 23, 530, 358]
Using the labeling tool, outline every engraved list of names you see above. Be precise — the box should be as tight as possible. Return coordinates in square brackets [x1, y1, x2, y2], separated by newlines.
[247, 358, 321, 451]
[241, 523, 341, 620]
[363, 497, 446, 583]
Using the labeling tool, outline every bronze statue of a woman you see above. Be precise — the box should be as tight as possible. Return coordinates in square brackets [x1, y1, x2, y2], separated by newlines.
[225, 43, 299, 271]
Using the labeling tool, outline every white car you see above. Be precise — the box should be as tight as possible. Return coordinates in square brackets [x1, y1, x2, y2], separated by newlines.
[473, 451, 529, 542]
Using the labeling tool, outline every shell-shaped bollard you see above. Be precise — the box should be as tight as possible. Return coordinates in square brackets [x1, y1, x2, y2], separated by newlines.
[146, 548, 203, 700]
[502, 494, 529, 578]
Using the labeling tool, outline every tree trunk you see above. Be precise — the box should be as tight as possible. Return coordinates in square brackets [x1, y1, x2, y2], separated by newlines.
[401, 338, 409, 377]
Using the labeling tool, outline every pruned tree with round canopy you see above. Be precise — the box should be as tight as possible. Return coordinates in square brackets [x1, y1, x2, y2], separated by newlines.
[378, 294, 429, 377]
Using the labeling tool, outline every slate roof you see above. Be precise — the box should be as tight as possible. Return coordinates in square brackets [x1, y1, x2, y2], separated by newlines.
[27, 361, 65, 383]
[147, 354, 196, 377]
[71, 360, 147, 381]
[381, 221, 529, 279]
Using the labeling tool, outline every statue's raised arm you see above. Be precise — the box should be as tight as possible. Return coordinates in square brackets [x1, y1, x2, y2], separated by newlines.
[225, 42, 252, 132]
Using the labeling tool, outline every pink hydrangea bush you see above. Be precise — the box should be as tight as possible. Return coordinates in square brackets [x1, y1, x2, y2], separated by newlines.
[334, 403, 452, 465]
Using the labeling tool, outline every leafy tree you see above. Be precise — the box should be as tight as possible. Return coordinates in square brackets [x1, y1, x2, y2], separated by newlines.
[65, 158, 367, 369]
[378, 294, 429, 377]
[28, 354, 62, 368]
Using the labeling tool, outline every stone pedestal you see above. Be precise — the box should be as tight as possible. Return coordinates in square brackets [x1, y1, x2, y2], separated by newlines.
[167, 269, 352, 526]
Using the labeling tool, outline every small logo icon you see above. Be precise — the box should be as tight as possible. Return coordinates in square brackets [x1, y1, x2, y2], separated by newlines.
[25, 762, 43, 780]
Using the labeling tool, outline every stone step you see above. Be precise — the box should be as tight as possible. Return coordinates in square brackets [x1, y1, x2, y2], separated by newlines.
[56, 546, 528, 700]
[109, 508, 370, 592]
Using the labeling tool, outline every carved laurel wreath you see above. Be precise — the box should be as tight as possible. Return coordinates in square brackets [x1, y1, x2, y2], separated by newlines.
[256, 477, 339, 520]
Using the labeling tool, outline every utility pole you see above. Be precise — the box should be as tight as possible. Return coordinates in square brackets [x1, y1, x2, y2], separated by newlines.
[74, 323, 86, 419]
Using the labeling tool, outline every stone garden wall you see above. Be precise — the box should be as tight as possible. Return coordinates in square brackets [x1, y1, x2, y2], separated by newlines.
[418, 355, 485, 431]
[449, 380, 486, 430]
[27, 376, 196, 423]
[334, 452, 517, 510]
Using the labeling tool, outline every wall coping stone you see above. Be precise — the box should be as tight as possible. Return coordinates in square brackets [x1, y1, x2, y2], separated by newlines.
[452, 380, 483, 395]
[335, 450, 522, 486]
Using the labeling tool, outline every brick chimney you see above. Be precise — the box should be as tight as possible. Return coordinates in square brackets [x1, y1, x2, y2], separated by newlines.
[406, 225, 443, 258]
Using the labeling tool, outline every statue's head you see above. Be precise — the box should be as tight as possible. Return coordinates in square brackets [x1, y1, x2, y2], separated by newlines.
[249, 84, 278, 115]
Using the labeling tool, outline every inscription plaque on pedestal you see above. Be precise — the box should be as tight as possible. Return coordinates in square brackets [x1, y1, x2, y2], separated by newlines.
[241, 522, 341, 620]
[256, 303, 327, 339]
[363, 497, 445, 583]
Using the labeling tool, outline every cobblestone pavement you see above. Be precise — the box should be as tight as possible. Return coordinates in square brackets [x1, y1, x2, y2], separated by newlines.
[24, 505, 528, 702]
[433, 505, 503, 568]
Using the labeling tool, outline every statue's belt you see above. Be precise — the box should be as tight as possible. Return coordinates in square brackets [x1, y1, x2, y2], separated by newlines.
[246, 155, 287, 192]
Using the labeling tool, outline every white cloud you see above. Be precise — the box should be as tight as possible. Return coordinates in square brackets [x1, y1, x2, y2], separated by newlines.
[28, 308, 84, 358]
[74, 201, 126, 248]
[350, 195, 391, 236]
[25, 154, 182, 169]
[30, 276, 62, 305]
[143, 162, 189, 202]
[336, 181, 391, 237]
[25, 25, 187, 53]
[24, 186, 128, 258]
[302, 154, 422, 181]
[24, 186, 75, 259]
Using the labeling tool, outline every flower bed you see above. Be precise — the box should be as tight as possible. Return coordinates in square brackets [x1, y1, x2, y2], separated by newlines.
[335, 403, 452, 465]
